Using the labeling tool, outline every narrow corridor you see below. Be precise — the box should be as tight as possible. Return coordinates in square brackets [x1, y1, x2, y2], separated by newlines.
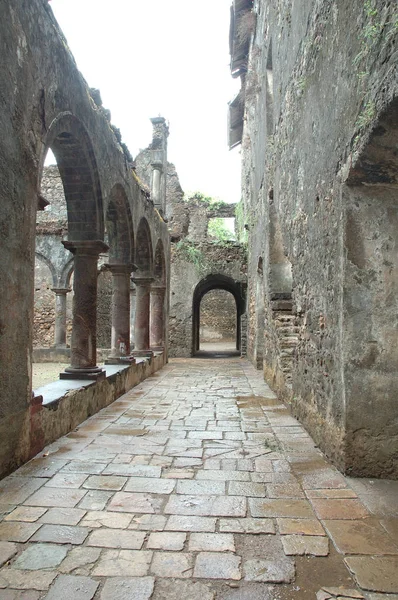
[0, 358, 397, 599]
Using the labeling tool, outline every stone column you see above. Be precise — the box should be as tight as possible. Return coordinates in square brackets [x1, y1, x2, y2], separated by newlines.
[131, 277, 153, 357]
[130, 283, 136, 350]
[151, 165, 162, 210]
[60, 240, 108, 380]
[51, 287, 70, 347]
[150, 285, 166, 350]
[106, 263, 134, 364]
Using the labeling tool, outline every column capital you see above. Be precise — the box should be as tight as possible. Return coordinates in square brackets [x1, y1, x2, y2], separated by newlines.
[62, 240, 109, 256]
[132, 276, 154, 287]
[51, 287, 71, 295]
[104, 263, 136, 275]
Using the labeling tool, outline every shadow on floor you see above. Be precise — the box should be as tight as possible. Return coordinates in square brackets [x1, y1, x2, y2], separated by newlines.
[194, 342, 240, 359]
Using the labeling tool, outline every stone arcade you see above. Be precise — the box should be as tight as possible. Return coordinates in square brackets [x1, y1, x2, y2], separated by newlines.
[0, 1, 170, 478]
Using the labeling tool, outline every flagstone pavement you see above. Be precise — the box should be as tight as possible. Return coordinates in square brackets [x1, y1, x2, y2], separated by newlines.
[0, 357, 397, 600]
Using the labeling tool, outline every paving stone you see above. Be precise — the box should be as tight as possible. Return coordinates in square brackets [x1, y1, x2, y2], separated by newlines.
[165, 495, 246, 517]
[267, 483, 305, 498]
[176, 480, 225, 495]
[0, 521, 41, 542]
[60, 461, 107, 475]
[13, 544, 68, 570]
[366, 595, 398, 600]
[103, 464, 162, 477]
[100, 577, 155, 600]
[87, 528, 145, 549]
[281, 534, 329, 556]
[0, 590, 41, 600]
[77, 490, 113, 511]
[24, 488, 86, 508]
[228, 482, 266, 498]
[39, 508, 86, 526]
[277, 518, 325, 536]
[380, 518, 398, 540]
[0, 569, 57, 590]
[59, 547, 101, 574]
[194, 552, 241, 580]
[151, 551, 193, 577]
[250, 473, 274, 483]
[147, 532, 186, 550]
[151, 579, 215, 600]
[196, 471, 250, 482]
[320, 586, 365, 598]
[82, 475, 127, 491]
[4, 507, 47, 523]
[129, 514, 167, 531]
[299, 469, 347, 490]
[165, 515, 216, 532]
[189, 533, 235, 552]
[44, 474, 88, 489]
[0, 542, 17, 567]
[249, 498, 315, 518]
[306, 488, 358, 499]
[311, 499, 370, 520]
[243, 558, 295, 583]
[31, 524, 89, 545]
[13, 459, 68, 479]
[43, 575, 99, 600]
[163, 469, 194, 479]
[108, 492, 165, 514]
[344, 556, 398, 593]
[324, 518, 398, 555]
[125, 478, 176, 494]
[92, 550, 153, 576]
[219, 518, 275, 534]
[188, 432, 223, 439]
[80, 511, 132, 529]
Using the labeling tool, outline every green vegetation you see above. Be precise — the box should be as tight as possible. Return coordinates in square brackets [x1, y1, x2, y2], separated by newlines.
[184, 191, 229, 211]
[207, 218, 236, 243]
[174, 240, 206, 270]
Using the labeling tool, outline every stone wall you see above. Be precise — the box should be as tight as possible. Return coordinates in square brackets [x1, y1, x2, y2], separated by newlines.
[200, 289, 237, 343]
[233, 0, 398, 477]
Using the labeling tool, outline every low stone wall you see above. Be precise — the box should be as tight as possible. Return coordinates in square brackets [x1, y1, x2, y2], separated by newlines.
[25, 353, 166, 477]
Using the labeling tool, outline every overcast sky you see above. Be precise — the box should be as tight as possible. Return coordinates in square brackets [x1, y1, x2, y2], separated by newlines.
[49, 0, 242, 203]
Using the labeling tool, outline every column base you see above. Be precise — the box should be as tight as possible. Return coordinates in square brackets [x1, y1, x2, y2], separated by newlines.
[150, 346, 165, 353]
[130, 350, 154, 359]
[60, 367, 106, 381]
[105, 356, 136, 365]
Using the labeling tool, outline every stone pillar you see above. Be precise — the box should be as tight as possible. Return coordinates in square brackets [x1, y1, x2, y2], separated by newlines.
[150, 285, 166, 350]
[130, 283, 136, 349]
[60, 240, 108, 380]
[51, 287, 70, 347]
[132, 277, 153, 357]
[151, 165, 162, 210]
[106, 264, 134, 363]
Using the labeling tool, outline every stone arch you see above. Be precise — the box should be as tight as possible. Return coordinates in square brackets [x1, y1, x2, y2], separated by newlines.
[106, 184, 133, 264]
[34, 252, 57, 288]
[39, 113, 104, 241]
[60, 258, 74, 289]
[343, 97, 398, 477]
[135, 217, 153, 276]
[269, 198, 292, 299]
[154, 239, 166, 285]
[254, 256, 265, 368]
[192, 274, 245, 355]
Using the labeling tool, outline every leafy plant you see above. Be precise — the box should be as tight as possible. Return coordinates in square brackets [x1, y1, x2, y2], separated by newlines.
[207, 218, 236, 242]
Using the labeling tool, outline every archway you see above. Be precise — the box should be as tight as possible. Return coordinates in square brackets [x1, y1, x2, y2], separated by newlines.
[38, 114, 107, 378]
[192, 274, 245, 357]
[132, 218, 154, 352]
[343, 97, 398, 477]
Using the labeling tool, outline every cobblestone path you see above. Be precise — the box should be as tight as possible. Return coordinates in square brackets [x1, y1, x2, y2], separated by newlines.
[0, 358, 397, 599]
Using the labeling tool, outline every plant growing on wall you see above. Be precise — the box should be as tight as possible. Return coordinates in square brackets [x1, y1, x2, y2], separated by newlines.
[208, 218, 236, 243]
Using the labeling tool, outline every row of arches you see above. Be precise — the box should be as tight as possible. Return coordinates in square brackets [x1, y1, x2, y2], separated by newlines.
[36, 113, 168, 379]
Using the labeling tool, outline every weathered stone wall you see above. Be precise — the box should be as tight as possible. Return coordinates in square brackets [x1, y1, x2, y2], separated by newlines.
[236, 0, 398, 477]
[0, 0, 170, 478]
[200, 289, 237, 342]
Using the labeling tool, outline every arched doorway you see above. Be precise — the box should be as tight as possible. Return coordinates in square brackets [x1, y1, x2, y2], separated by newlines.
[192, 274, 245, 357]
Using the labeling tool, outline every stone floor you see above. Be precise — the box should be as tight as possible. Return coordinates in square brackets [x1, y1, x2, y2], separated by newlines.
[1, 357, 398, 600]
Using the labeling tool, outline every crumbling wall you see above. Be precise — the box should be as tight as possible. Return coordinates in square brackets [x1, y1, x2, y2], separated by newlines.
[236, 0, 398, 477]
[200, 289, 237, 342]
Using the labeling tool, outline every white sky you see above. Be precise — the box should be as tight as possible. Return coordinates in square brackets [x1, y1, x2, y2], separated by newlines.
[49, 0, 242, 203]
